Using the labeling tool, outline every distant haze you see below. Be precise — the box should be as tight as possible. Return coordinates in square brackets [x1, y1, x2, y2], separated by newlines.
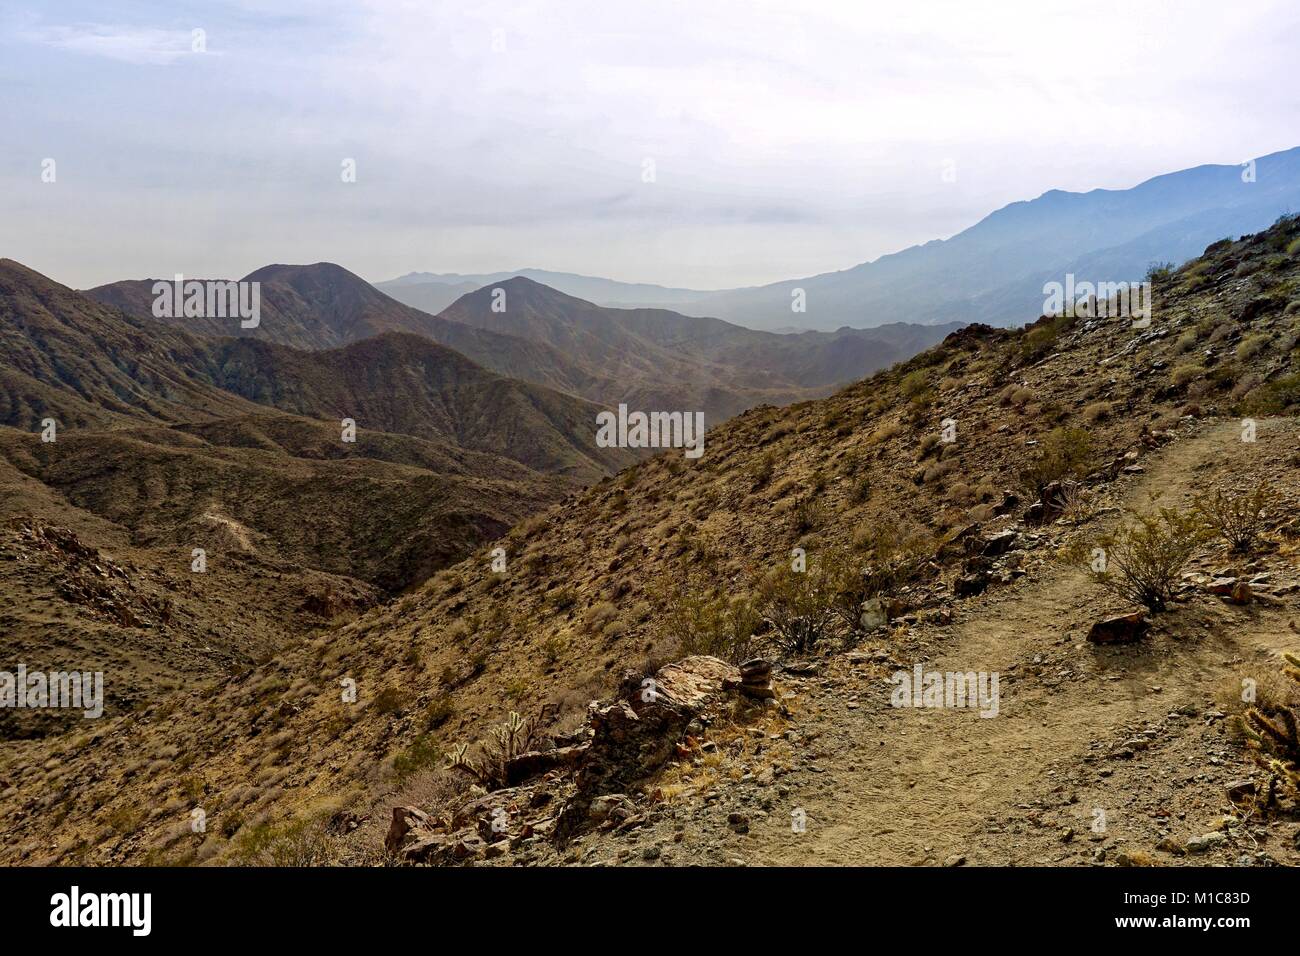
[2, 0, 1299, 289]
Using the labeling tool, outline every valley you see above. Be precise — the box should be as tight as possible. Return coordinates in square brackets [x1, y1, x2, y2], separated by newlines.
[2, 212, 1297, 868]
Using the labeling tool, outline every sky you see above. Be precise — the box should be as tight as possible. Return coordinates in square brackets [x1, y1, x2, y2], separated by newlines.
[2, 0, 1299, 290]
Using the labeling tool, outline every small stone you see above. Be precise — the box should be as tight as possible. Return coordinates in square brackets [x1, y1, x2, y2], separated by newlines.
[1186, 832, 1227, 854]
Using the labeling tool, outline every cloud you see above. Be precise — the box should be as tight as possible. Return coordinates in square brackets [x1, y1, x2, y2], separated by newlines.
[29, 24, 209, 65]
[3, 0, 1298, 289]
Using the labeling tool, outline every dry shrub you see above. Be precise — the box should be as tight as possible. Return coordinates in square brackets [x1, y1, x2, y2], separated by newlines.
[1018, 426, 1093, 500]
[1085, 506, 1207, 611]
[1193, 480, 1277, 553]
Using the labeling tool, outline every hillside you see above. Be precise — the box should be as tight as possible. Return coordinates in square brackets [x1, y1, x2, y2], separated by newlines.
[639, 146, 1300, 331]
[9, 262, 627, 482]
[2, 215, 1297, 866]
[86, 265, 616, 401]
[0, 264, 635, 737]
[92, 264, 958, 427]
[198, 332, 631, 480]
[438, 277, 960, 420]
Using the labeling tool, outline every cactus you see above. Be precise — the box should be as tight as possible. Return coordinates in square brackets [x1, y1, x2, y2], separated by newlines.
[1241, 652, 1300, 808]
[446, 704, 556, 790]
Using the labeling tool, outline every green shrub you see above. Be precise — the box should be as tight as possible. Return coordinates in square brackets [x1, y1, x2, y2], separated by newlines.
[1087, 506, 1207, 611]
[657, 585, 760, 663]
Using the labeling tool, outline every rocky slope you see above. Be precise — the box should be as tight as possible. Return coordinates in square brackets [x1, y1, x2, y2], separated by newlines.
[0, 263, 634, 738]
[2, 216, 1298, 866]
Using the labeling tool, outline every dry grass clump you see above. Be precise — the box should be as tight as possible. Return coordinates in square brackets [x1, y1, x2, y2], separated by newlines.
[1018, 426, 1093, 500]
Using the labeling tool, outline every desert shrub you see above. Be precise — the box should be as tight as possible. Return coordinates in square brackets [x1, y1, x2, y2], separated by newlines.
[1237, 654, 1300, 809]
[657, 585, 760, 663]
[754, 562, 837, 656]
[791, 495, 824, 533]
[1242, 373, 1300, 414]
[545, 587, 577, 612]
[424, 697, 455, 729]
[1193, 480, 1277, 553]
[583, 601, 619, 634]
[1018, 426, 1093, 500]
[446, 705, 557, 791]
[999, 384, 1035, 408]
[1173, 329, 1199, 353]
[1058, 482, 1098, 525]
[1086, 506, 1208, 611]
[105, 805, 146, 835]
[1019, 315, 1072, 362]
[922, 459, 956, 484]
[1082, 401, 1113, 424]
[1146, 261, 1175, 282]
[1170, 363, 1203, 388]
[869, 420, 903, 444]
[371, 686, 406, 716]
[540, 634, 565, 667]
[393, 733, 443, 782]
[1237, 333, 1271, 361]
[822, 542, 923, 640]
[749, 451, 776, 489]
[899, 370, 930, 399]
[230, 816, 339, 866]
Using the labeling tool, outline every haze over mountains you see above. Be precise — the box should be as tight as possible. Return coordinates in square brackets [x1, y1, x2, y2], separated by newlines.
[382, 147, 1300, 332]
[379, 269, 709, 317]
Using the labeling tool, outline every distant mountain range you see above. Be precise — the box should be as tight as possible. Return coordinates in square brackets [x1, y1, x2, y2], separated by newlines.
[382, 146, 1300, 332]
[379, 269, 710, 317]
[90, 265, 960, 425]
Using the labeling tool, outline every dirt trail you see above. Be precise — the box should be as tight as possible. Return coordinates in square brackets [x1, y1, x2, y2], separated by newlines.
[744, 418, 1299, 866]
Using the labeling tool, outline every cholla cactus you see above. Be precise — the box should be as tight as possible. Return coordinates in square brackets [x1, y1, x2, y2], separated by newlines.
[446, 704, 555, 790]
[1241, 652, 1300, 808]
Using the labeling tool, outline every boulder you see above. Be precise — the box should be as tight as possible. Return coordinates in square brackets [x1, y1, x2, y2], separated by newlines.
[555, 656, 743, 838]
[384, 805, 431, 854]
[504, 744, 587, 787]
[980, 530, 1019, 557]
[1087, 611, 1149, 645]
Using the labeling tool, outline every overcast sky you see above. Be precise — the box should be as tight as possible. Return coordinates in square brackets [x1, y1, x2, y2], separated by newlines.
[3, 0, 1298, 290]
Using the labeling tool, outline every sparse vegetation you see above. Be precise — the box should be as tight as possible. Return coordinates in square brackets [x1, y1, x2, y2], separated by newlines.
[447, 705, 557, 791]
[1238, 654, 1300, 809]
[1018, 426, 1093, 500]
[1194, 480, 1277, 553]
[657, 583, 760, 663]
[1086, 506, 1207, 611]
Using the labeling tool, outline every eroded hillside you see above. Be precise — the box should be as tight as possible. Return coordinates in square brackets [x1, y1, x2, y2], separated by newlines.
[2, 217, 1299, 866]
